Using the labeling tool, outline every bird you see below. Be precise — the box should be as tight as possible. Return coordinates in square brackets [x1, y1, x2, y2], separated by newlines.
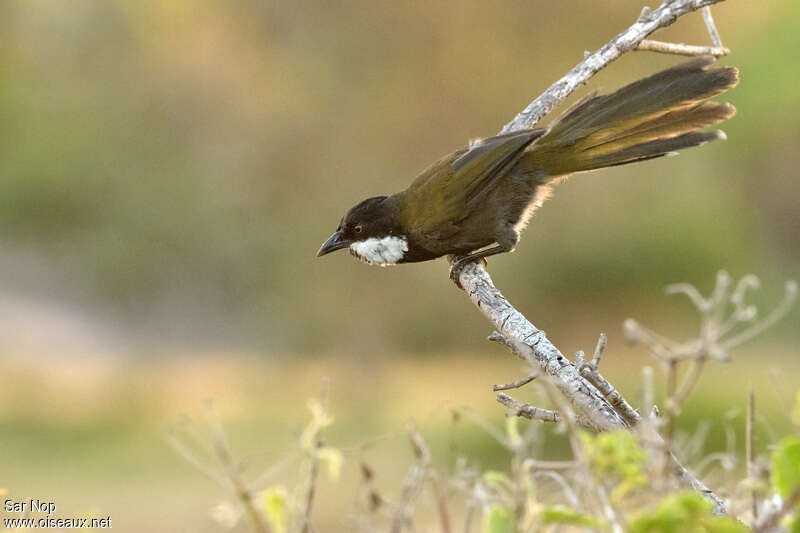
[317, 57, 738, 285]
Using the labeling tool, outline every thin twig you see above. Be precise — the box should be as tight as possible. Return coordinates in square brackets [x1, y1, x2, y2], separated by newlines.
[411, 427, 452, 533]
[579, 364, 642, 427]
[496, 392, 561, 423]
[671, 357, 707, 408]
[206, 403, 271, 533]
[747, 388, 757, 521]
[702, 6, 723, 47]
[722, 281, 797, 350]
[753, 487, 800, 533]
[636, 39, 729, 56]
[592, 333, 607, 366]
[390, 464, 424, 533]
[663, 358, 680, 478]
[457, 0, 739, 515]
[493, 374, 538, 391]
[579, 333, 641, 426]
[461, 263, 728, 513]
[301, 381, 330, 533]
[524, 459, 580, 470]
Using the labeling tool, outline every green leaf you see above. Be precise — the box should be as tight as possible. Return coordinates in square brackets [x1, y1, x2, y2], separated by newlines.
[262, 486, 288, 533]
[541, 505, 606, 529]
[772, 437, 800, 498]
[316, 446, 343, 481]
[580, 431, 648, 501]
[629, 492, 748, 533]
[482, 504, 513, 533]
[791, 514, 800, 533]
[703, 519, 752, 533]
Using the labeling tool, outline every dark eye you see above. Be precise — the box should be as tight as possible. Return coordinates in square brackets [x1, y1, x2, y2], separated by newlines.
[354, 225, 363, 233]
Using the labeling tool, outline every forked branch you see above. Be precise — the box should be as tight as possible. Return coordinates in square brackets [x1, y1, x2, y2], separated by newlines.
[456, 0, 738, 513]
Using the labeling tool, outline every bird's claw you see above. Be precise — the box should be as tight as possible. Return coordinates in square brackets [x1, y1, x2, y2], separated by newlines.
[449, 257, 489, 290]
[449, 261, 467, 289]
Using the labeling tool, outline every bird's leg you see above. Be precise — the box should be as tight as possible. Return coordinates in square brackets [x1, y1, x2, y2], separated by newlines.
[450, 226, 519, 288]
[449, 246, 506, 289]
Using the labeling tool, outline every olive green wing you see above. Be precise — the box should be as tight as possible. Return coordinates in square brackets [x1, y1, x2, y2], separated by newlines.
[399, 129, 546, 235]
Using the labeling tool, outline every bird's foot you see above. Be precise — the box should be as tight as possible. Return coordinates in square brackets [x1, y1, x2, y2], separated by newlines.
[449, 256, 489, 290]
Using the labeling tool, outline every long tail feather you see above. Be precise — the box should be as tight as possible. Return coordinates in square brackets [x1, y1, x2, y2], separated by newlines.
[523, 56, 738, 177]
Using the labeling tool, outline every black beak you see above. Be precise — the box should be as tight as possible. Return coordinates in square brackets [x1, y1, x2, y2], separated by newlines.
[316, 230, 351, 257]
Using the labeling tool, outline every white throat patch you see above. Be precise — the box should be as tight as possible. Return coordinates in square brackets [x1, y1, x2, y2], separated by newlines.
[349, 236, 408, 266]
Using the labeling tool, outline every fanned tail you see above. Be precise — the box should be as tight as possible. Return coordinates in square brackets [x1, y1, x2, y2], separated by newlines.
[523, 56, 739, 177]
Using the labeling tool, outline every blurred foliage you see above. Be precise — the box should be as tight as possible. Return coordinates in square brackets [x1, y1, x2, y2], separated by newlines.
[483, 504, 514, 533]
[0, 1, 797, 354]
[580, 431, 648, 503]
[772, 437, 800, 499]
[539, 505, 606, 530]
[628, 492, 748, 533]
[0, 1, 798, 530]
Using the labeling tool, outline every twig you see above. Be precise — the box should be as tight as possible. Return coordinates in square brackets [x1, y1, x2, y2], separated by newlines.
[579, 333, 641, 427]
[592, 333, 607, 366]
[205, 403, 271, 533]
[579, 366, 641, 427]
[390, 464, 424, 533]
[500, 0, 726, 133]
[462, 271, 626, 431]
[747, 388, 757, 521]
[524, 459, 579, 471]
[753, 487, 800, 533]
[458, 263, 728, 513]
[531, 471, 582, 510]
[663, 359, 680, 477]
[457, 0, 741, 515]
[642, 366, 656, 425]
[410, 427, 452, 533]
[391, 423, 452, 533]
[496, 392, 561, 423]
[639, 5, 730, 59]
[302, 452, 320, 533]
[702, 6, 723, 47]
[671, 357, 707, 409]
[635, 39, 729, 57]
[301, 380, 330, 533]
[493, 374, 538, 391]
[722, 280, 797, 350]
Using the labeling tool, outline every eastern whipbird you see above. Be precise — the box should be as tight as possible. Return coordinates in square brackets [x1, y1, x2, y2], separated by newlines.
[317, 57, 738, 286]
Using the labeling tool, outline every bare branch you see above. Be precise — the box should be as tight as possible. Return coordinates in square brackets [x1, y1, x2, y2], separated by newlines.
[636, 39, 729, 57]
[493, 374, 538, 391]
[702, 6, 723, 47]
[460, 263, 626, 431]
[747, 388, 758, 521]
[454, 0, 743, 516]
[496, 392, 561, 423]
[579, 334, 641, 426]
[500, 0, 726, 133]
[722, 280, 797, 350]
[205, 402, 271, 533]
[753, 487, 800, 533]
[459, 263, 728, 513]
[592, 333, 608, 365]
[579, 364, 641, 427]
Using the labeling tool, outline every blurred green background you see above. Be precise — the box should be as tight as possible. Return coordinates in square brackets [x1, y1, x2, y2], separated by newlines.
[1, 1, 797, 531]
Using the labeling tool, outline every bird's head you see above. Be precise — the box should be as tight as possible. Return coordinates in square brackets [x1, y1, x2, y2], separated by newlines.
[317, 196, 408, 266]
